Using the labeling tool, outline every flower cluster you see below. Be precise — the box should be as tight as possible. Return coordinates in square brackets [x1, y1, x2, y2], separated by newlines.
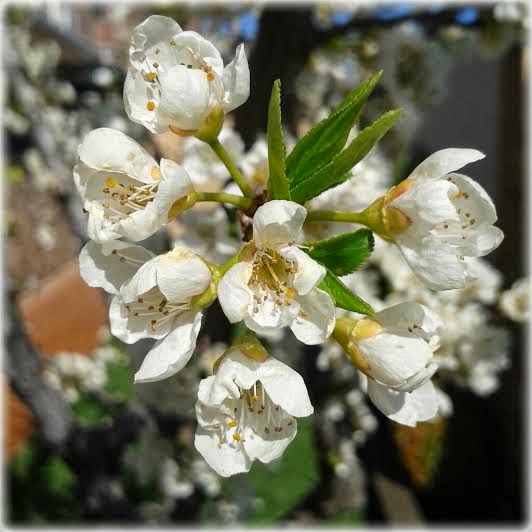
[74, 14, 505, 477]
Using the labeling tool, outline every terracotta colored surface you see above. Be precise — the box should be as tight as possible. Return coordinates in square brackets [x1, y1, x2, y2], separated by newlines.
[4, 378, 33, 462]
[18, 261, 108, 357]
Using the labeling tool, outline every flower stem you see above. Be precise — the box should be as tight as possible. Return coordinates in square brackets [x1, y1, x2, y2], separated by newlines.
[195, 191, 253, 210]
[209, 139, 254, 198]
[305, 209, 367, 224]
[218, 251, 241, 278]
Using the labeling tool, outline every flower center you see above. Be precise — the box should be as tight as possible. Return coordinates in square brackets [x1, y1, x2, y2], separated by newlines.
[124, 286, 191, 333]
[101, 176, 158, 223]
[206, 381, 294, 446]
[249, 248, 303, 314]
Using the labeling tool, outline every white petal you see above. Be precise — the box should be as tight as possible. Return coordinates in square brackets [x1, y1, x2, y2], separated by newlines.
[78, 128, 157, 183]
[157, 67, 211, 131]
[159, 158, 193, 206]
[86, 202, 122, 243]
[109, 295, 155, 343]
[445, 224, 504, 257]
[290, 288, 335, 345]
[120, 258, 160, 303]
[173, 31, 224, 75]
[396, 237, 467, 290]
[258, 358, 314, 417]
[244, 420, 297, 464]
[253, 200, 307, 249]
[117, 159, 192, 242]
[358, 332, 435, 388]
[194, 426, 251, 477]
[392, 180, 460, 225]
[367, 379, 438, 426]
[118, 214, 165, 243]
[196, 376, 217, 409]
[134, 311, 202, 383]
[123, 69, 166, 134]
[79, 240, 154, 295]
[375, 302, 442, 338]
[156, 249, 212, 302]
[129, 15, 182, 70]
[221, 43, 250, 113]
[278, 246, 325, 295]
[217, 262, 253, 323]
[408, 148, 485, 181]
[250, 297, 286, 331]
[203, 351, 259, 405]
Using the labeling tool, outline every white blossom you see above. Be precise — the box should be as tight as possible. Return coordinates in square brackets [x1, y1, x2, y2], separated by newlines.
[109, 246, 212, 383]
[74, 128, 192, 243]
[124, 15, 249, 134]
[160, 458, 194, 500]
[340, 302, 442, 426]
[44, 351, 108, 403]
[218, 200, 336, 344]
[79, 240, 155, 295]
[377, 149, 504, 290]
[499, 277, 529, 322]
[194, 348, 313, 476]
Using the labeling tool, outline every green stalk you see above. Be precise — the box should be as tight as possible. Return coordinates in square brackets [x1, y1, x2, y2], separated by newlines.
[195, 191, 253, 210]
[209, 139, 254, 198]
[305, 209, 367, 224]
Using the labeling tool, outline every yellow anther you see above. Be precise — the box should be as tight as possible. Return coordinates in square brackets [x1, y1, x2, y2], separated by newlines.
[286, 287, 296, 299]
[144, 72, 157, 81]
[146, 101, 156, 111]
[106, 177, 117, 188]
[299, 310, 310, 318]
[232, 433, 241, 441]
[251, 395, 260, 401]
[150, 166, 160, 181]
[227, 420, 238, 428]
[170, 39, 176, 45]
[207, 71, 215, 81]
[454, 191, 465, 200]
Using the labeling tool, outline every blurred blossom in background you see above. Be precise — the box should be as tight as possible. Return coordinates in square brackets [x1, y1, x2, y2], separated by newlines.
[2, 1, 529, 527]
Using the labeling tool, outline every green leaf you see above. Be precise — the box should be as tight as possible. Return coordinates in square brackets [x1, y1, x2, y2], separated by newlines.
[71, 393, 111, 426]
[320, 270, 374, 316]
[290, 109, 403, 204]
[306, 229, 374, 276]
[266, 79, 290, 200]
[104, 361, 133, 402]
[40, 456, 76, 498]
[286, 71, 382, 183]
[10, 440, 35, 479]
[247, 418, 318, 524]
[5, 165, 24, 183]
